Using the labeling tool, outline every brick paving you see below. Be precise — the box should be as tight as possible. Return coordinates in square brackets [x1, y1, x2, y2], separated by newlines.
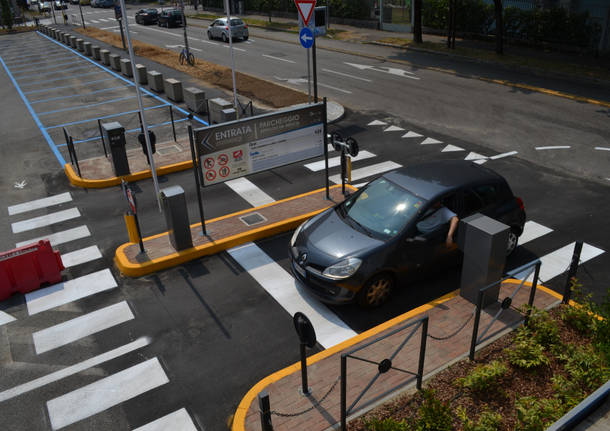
[241, 282, 561, 431]
[76, 138, 191, 180]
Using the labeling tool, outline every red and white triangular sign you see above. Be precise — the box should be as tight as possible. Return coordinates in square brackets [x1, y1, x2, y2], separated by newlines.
[295, 0, 316, 27]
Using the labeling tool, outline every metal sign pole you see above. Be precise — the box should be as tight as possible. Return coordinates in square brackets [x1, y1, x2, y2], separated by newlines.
[188, 125, 207, 236]
[118, 18, 127, 51]
[323, 98, 330, 199]
[224, 0, 239, 117]
[119, 0, 162, 212]
[179, 0, 190, 56]
[51, 4, 57, 25]
[78, 2, 85, 29]
[307, 47, 311, 103]
[312, 36, 318, 102]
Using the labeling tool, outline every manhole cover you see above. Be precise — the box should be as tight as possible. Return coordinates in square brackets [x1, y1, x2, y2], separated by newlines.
[239, 212, 267, 226]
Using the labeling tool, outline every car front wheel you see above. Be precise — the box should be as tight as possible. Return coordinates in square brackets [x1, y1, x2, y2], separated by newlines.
[207, 31, 213, 40]
[357, 273, 394, 308]
[507, 229, 519, 256]
[222, 32, 228, 42]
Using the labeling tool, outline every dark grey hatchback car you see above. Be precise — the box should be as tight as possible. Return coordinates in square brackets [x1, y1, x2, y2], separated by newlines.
[289, 160, 526, 308]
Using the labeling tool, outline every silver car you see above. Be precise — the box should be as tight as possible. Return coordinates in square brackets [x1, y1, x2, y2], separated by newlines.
[207, 17, 249, 42]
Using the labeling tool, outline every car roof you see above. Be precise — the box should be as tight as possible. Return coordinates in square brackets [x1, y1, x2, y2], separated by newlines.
[383, 160, 504, 201]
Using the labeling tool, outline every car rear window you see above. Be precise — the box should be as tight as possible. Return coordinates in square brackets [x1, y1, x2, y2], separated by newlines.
[230, 19, 244, 26]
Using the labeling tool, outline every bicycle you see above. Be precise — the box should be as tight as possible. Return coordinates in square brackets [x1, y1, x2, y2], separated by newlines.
[179, 47, 195, 66]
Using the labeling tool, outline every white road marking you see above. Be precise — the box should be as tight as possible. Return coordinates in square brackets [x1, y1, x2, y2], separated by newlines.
[384, 125, 404, 132]
[441, 144, 464, 152]
[489, 150, 518, 160]
[330, 161, 402, 183]
[26, 269, 117, 315]
[98, 18, 109, 22]
[594, 147, 610, 151]
[535, 146, 571, 150]
[344, 62, 420, 80]
[367, 120, 386, 126]
[420, 137, 443, 145]
[0, 311, 17, 326]
[473, 159, 488, 164]
[402, 131, 422, 138]
[227, 243, 357, 348]
[16, 225, 91, 248]
[223, 45, 246, 52]
[101, 26, 120, 30]
[11, 208, 80, 234]
[90, 20, 99, 23]
[517, 242, 604, 283]
[464, 151, 487, 160]
[133, 408, 197, 431]
[61, 245, 103, 268]
[304, 150, 376, 172]
[0, 337, 150, 403]
[33, 301, 134, 354]
[262, 54, 295, 64]
[352, 182, 368, 188]
[8, 192, 72, 216]
[322, 68, 371, 82]
[46, 357, 169, 430]
[225, 177, 274, 207]
[518, 221, 553, 245]
[318, 82, 351, 94]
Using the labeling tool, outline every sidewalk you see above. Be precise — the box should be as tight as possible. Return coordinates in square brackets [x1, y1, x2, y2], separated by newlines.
[232, 280, 562, 431]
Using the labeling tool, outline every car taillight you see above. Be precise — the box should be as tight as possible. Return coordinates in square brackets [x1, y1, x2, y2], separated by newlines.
[516, 197, 524, 211]
[225, 26, 229, 30]
[244, 24, 248, 28]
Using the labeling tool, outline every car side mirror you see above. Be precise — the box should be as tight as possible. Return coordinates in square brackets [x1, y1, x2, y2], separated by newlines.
[406, 236, 427, 243]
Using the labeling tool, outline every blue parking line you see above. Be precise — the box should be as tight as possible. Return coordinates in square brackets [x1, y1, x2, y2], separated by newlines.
[11, 59, 83, 73]
[24, 78, 116, 95]
[37, 31, 208, 127]
[30, 85, 129, 104]
[38, 95, 138, 116]
[0, 54, 67, 167]
[61, 118, 190, 146]
[45, 103, 168, 130]
[19, 70, 105, 88]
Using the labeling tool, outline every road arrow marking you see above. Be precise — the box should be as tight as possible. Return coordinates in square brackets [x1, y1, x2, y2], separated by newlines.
[344, 62, 420, 80]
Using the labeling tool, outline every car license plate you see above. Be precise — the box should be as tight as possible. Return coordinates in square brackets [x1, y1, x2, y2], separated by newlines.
[294, 262, 306, 278]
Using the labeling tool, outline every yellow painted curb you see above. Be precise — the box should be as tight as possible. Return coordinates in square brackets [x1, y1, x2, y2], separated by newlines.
[231, 290, 459, 431]
[114, 185, 356, 277]
[64, 160, 193, 189]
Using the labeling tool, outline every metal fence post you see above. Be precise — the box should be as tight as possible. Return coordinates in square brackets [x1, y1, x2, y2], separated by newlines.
[416, 316, 428, 390]
[525, 261, 541, 326]
[97, 119, 108, 158]
[469, 290, 484, 360]
[169, 105, 177, 142]
[258, 390, 273, 431]
[562, 241, 583, 304]
[340, 354, 347, 431]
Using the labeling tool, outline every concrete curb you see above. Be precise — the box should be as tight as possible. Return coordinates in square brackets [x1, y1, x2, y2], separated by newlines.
[114, 185, 355, 277]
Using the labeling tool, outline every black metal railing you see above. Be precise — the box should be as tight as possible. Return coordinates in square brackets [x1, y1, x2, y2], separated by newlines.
[469, 259, 541, 360]
[340, 315, 429, 430]
[62, 127, 81, 177]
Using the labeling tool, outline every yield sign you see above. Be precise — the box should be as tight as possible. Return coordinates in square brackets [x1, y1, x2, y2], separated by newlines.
[295, 0, 316, 27]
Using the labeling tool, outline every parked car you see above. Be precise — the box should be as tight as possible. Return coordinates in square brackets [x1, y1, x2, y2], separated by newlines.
[157, 8, 183, 27]
[80, 0, 91, 4]
[98, 0, 113, 8]
[70, 0, 79, 4]
[90, 0, 99, 7]
[53, 0, 67, 10]
[38, 1, 51, 11]
[207, 16, 248, 42]
[135, 8, 159, 25]
[289, 160, 526, 308]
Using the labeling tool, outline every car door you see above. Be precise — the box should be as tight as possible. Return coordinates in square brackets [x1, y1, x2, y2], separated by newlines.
[211, 20, 220, 38]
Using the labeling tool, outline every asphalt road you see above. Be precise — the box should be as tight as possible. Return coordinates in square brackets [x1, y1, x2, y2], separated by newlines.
[0, 11, 609, 431]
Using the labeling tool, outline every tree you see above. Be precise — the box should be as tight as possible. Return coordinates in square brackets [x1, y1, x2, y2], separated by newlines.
[1, 0, 14, 30]
[261, 0, 278, 24]
[493, 0, 503, 54]
[413, 0, 422, 43]
[447, 0, 457, 48]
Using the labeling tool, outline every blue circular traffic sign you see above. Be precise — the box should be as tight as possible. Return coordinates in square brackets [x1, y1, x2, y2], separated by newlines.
[299, 27, 314, 49]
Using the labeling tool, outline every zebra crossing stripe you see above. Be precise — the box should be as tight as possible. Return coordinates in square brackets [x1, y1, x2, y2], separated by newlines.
[133, 408, 197, 431]
[518, 221, 553, 245]
[0, 337, 151, 403]
[46, 357, 169, 430]
[61, 246, 103, 268]
[225, 177, 274, 207]
[16, 225, 91, 248]
[330, 161, 402, 183]
[227, 243, 357, 348]
[516, 242, 604, 283]
[33, 301, 134, 354]
[26, 269, 117, 315]
[8, 192, 72, 216]
[304, 150, 376, 172]
[11, 208, 80, 234]
[0, 310, 16, 326]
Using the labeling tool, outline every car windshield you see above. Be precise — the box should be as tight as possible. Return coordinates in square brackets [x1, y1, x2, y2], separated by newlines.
[340, 178, 425, 239]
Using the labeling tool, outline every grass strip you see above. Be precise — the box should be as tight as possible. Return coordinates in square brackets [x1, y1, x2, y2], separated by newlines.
[74, 27, 308, 108]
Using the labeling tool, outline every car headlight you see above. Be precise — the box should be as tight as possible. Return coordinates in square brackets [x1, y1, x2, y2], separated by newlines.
[290, 221, 306, 247]
[322, 258, 362, 279]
